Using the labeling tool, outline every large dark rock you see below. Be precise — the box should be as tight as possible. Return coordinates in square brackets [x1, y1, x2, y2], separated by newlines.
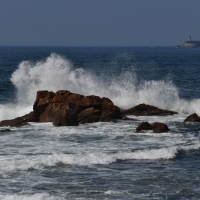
[33, 90, 122, 125]
[0, 90, 122, 127]
[123, 103, 178, 116]
[184, 113, 200, 122]
[135, 121, 169, 133]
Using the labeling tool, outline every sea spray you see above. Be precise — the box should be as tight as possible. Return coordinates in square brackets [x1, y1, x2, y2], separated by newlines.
[0, 53, 197, 121]
[10, 54, 180, 107]
[0, 104, 32, 121]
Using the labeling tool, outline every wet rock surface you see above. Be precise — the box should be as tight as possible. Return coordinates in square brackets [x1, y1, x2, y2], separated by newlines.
[0, 90, 122, 127]
[136, 121, 169, 133]
[123, 103, 178, 116]
[184, 113, 200, 122]
[0, 116, 31, 127]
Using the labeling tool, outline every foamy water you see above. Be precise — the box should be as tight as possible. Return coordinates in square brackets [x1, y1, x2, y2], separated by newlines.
[0, 114, 198, 174]
[0, 193, 65, 200]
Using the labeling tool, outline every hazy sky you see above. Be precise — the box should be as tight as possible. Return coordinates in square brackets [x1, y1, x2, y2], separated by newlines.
[0, 0, 200, 46]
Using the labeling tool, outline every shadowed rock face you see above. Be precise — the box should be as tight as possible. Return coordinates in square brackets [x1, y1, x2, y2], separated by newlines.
[184, 113, 200, 122]
[0, 90, 122, 127]
[123, 103, 178, 116]
[135, 121, 169, 133]
[78, 107, 101, 124]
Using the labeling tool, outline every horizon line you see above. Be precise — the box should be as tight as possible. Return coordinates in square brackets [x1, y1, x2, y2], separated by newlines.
[0, 45, 175, 48]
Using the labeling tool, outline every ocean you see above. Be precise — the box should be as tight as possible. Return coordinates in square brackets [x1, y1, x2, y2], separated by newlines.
[0, 46, 200, 199]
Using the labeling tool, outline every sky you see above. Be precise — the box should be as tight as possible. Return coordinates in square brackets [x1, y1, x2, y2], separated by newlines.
[0, 0, 200, 46]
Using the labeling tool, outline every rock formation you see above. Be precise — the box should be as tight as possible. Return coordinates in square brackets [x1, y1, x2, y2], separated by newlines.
[184, 113, 200, 122]
[123, 103, 178, 116]
[0, 91, 180, 128]
[0, 90, 122, 127]
[135, 121, 169, 133]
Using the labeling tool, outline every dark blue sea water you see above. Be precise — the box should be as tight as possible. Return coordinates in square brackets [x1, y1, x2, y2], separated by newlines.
[0, 46, 200, 199]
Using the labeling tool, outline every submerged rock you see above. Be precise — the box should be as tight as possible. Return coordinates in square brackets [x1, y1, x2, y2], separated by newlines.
[0, 90, 122, 127]
[0, 128, 11, 132]
[135, 121, 169, 133]
[184, 113, 200, 122]
[122, 115, 136, 121]
[176, 188, 195, 194]
[123, 103, 178, 116]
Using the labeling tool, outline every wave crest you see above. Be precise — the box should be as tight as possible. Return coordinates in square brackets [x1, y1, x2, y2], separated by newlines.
[2, 53, 199, 121]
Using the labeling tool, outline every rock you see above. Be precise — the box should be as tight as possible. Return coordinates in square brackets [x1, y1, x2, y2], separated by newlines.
[135, 121, 169, 133]
[176, 188, 195, 194]
[0, 116, 31, 127]
[35, 102, 80, 126]
[33, 90, 102, 110]
[136, 122, 152, 133]
[33, 90, 55, 111]
[78, 107, 101, 124]
[99, 111, 113, 122]
[151, 122, 169, 133]
[0, 129, 11, 132]
[122, 115, 136, 120]
[123, 103, 178, 116]
[184, 113, 200, 122]
[33, 90, 122, 125]
[0, 90, 122, 127]
[52, 103, 79, 126]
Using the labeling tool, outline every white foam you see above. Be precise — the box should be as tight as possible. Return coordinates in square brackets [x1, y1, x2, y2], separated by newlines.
[0, 193, 65, 200]
[105, 190, 123, 195]
[0, 128, 199, 173]
[180, 143, 200, 151]
[0, 148, 177, 173]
